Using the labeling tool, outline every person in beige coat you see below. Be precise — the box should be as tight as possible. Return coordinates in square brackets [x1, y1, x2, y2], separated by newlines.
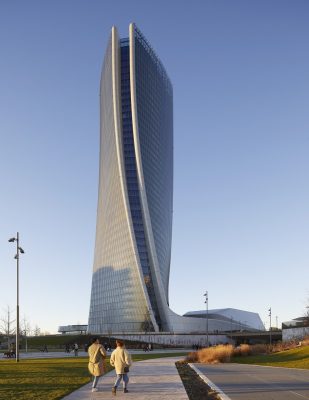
[110, 339, 132, 394]
[88, 337, 107, 392]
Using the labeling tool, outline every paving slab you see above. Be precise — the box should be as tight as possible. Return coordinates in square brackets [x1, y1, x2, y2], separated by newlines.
[63, 357, 188, 400]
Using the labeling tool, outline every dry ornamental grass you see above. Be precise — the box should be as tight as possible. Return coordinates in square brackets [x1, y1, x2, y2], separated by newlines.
[185, 337, 309, 369]
[187, 344, 234, 364]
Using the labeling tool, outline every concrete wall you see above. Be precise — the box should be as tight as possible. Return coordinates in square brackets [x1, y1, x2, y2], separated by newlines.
[109, 332, 232, 347]
[282, 327, 309, 341]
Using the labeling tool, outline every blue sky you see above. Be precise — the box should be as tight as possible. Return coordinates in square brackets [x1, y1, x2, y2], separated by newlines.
[0, 0, 308, 333]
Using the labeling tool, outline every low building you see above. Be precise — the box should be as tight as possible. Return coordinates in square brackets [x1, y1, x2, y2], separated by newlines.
[183, 308, 265, 332]
[58, 325, 88, 335]
[282, 317, 309, 341]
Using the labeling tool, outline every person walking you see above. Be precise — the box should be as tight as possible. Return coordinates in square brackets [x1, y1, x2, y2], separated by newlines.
[88, 337, 107, 392]
[110, 339, 132, 395]
[73, 343, 79, 356]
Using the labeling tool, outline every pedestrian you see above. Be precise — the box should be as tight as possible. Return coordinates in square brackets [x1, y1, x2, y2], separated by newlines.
[9, 343, 16, 357]
[110, 339, 132, 395]
[88, 337, 107, 393]
[73, 343, 78, 356]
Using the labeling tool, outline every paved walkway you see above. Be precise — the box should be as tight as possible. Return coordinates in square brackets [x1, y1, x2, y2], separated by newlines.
[192, 363, 309, 400]
[63, 357, 188, 400]
[0, 349, 189, 361]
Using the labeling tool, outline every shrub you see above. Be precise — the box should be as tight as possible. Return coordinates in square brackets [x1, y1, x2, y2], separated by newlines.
[186, 351, 199, 363]
[186, 345, 233, 364]
[232, 344, 267, 357]
[186, 338, 309, 365]
[250, 344, 268, 355]
[302, 337, 309, 346]
[239, 344, 250, 356]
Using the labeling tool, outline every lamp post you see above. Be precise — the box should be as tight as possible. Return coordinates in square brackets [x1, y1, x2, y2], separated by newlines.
[268, 307, 272, 346]
[204, 291, 208, 347]
[8, 232, 25, 362]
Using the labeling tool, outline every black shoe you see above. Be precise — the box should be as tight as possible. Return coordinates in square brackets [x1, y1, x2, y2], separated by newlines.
[124, 388, 129, 393]
[112, 387, 117, 395]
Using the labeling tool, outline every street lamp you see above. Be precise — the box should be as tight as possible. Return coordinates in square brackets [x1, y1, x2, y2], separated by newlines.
[204, 291, 209, 347]
[268, 307, 272, 346]
[8, 232, 25, 362]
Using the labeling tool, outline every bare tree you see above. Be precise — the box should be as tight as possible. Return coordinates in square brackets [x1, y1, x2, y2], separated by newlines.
[33, 325, 41, 336]
[0, 306, 16, 351]
[21, 316, 31, 336]
[21, 316, 32, 353]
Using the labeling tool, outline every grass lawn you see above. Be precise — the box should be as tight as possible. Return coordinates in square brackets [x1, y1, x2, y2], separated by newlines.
[0, 352, 186, 400]
[232, 346, 309, 369]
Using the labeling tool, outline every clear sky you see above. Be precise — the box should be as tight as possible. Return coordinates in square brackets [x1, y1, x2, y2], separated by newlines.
[1, 0, 308, 334]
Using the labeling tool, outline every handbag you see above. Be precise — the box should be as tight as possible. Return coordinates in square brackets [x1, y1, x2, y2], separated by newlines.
[124, 366, 129, 373]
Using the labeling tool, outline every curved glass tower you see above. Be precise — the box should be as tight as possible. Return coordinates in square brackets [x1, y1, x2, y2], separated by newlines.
[88, 24, 173, 333]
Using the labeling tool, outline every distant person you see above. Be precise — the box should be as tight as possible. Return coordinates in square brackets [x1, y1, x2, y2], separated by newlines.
[88, 337, 107, 392]
[110, 339, 132, 395]
[43, 344, 48, 352]
[65, 344, 70, 353]
[10, 343, 16, 357]
[73, 343, 78, 356]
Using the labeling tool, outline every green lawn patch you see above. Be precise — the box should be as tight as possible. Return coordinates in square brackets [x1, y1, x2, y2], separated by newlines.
[0, 352, 186, 400]
[0, 357, 95, 400]
[232, 346, 309, 369]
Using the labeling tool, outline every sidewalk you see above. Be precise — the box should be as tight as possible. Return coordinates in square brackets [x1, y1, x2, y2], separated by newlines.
[63, 357, 188, 399]
[1, 349, 189, 361]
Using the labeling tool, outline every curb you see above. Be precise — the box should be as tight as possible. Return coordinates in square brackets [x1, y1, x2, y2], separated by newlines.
[188, 363, 232, 400]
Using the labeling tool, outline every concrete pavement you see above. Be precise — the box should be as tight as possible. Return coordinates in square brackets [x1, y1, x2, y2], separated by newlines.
[192, 363, 309, 400]
[62, 357, 188, 400]
[0, 349, 189, 361]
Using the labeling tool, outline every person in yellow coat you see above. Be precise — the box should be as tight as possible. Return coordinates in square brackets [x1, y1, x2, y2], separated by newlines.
[88, 337, 107, 392]
[110, 339, 132, 395]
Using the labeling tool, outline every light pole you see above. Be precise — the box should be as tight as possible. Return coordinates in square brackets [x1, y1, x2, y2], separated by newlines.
[204, 291, 208, 347]
[268, 307, 272, 346]
[8, 232, 25, 362]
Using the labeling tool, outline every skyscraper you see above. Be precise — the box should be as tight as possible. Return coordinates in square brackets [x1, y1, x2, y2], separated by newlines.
[88, 23, 265, 336]
[88, 23, 173, 333]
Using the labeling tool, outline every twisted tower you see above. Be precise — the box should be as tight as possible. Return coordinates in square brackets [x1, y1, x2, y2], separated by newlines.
[88, 24, 173, 333]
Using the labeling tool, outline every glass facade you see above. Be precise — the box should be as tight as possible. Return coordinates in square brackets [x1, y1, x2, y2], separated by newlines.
[88, 29, 151, 333]
[88, 24, 173, 333]
[120, 40, 161, 330]
[134, 26, 173, 300]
